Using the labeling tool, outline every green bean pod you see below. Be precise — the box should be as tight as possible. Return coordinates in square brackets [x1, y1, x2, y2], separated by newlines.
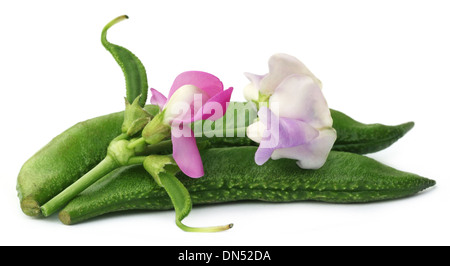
[101, 15, 148, 107]
[16, 104, 414, 217]
[193, 103, 415, 154]
[59, 146, 435, 225]
[16, 106, 159, 217]
[331, 109, 415, 154]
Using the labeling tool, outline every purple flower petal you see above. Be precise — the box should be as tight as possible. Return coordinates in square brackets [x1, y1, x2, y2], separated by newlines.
[278, 117, 319, 147]
[254, 147, 275, 165]
[150, 88, 168, 110]
[257, 106, 319, 149]
[271, 128, 337, 169]
[252, 107, 320, 164]
[171, 128, 204, 178]
[168, 71, 223, 99]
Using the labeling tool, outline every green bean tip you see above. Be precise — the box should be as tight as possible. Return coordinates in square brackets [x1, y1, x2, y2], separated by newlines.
[58, 210, 71, 225]
[20, 198, 41, 217]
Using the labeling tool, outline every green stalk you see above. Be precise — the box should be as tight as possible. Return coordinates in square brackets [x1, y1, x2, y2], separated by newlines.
[40, 156, 119, 217]
[127, 156, 147, 165]
[101, 15, 129, 43]
[157, 171, 233, 232]
[127, 137, 146, 149]
[176, 221, 234, 233]
[141, 140, 173, 154]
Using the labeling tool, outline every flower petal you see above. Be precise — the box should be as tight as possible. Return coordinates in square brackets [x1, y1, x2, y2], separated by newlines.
[259, 53, 322, 94]
[168, 71, 223, 99]
[164, 84, 207, 124]
[278, 117, 319, 147]
[244, 72, 265, 90]
[195, 87, 233, 122]
[170, 87, 233, 125]
[150, 88, 168, 110]
[254, 146, 275, 165]
[246, 120, 266, 143]
[243, 83, 259, 102]
[258, 106, 319, 149]
[250, 107, 320, 165]
[269, 74, 333, 129]
[271, 128, 337, 169]
[171, 129, 204, 178]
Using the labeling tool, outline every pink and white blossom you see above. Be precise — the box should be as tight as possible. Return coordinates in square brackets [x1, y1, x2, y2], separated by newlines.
[150, 71, 233, 178]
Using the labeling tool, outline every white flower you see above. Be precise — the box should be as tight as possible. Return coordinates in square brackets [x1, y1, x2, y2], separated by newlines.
[245, 54, 336, 169]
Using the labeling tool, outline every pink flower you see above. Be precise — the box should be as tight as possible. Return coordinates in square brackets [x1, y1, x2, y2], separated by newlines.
[149, 71, 233, 178]
[245, 54, 336, 169]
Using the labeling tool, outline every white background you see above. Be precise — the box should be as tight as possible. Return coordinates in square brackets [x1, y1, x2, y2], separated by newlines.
[1, 0, 449, 246]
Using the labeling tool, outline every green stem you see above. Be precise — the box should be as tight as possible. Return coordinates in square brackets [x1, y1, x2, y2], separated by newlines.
[40, 156, 119, 217]
[128, 137, 146, 150]
[113, 133, 129, 141]
[176, 220, 234, 233]
[142, 140, 173, 154]
[101, 15, 128, 47]
[126, 156, 147, 165]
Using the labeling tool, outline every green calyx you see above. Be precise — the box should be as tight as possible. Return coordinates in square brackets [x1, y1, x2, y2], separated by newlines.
[257, 92, 271, 109]
[122, 96, 152, 136]
[143, 155, 179, 186]
[142, 111, 171, 145]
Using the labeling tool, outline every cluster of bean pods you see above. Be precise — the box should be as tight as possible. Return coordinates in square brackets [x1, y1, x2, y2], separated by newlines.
[17, 16, 434, 230]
